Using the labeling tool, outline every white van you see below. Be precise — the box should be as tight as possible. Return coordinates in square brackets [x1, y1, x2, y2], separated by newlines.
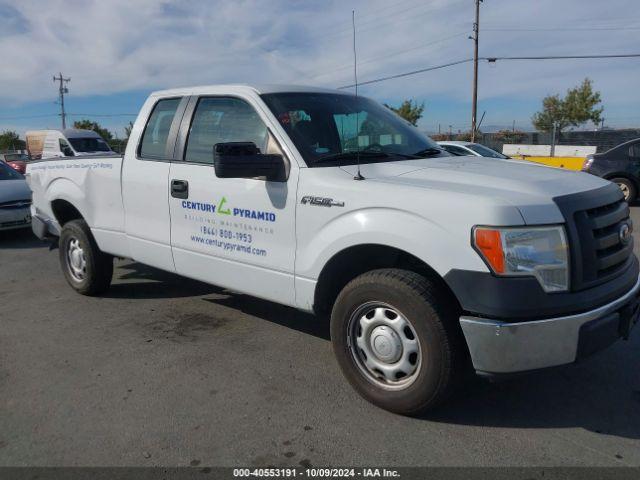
[25, 129, 113, 160]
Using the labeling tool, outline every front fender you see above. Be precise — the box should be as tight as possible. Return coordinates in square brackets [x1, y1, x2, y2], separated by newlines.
[295, 207, 488, 281]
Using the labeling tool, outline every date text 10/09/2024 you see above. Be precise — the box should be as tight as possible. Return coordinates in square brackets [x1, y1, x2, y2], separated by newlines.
[233, 468, 400, 478]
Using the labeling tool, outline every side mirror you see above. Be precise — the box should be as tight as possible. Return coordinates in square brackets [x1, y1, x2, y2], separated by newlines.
[213, 142, 285, 182]
[61, 144, 74, 157]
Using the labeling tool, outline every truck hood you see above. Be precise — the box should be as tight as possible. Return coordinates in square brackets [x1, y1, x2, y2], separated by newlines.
[340, 156, 610, 224]
[0, 179, 31, 203]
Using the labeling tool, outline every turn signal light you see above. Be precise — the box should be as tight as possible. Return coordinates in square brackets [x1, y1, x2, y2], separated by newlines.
[473, 228, 505, 273]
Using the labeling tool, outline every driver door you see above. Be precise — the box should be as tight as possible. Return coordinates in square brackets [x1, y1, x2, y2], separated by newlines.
[168, 95, 298, 306]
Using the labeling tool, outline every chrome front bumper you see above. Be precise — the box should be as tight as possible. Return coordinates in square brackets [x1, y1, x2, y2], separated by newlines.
[459, 274, 640, 374]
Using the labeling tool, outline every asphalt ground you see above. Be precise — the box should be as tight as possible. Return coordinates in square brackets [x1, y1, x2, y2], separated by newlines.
[0, 208, 639, 467]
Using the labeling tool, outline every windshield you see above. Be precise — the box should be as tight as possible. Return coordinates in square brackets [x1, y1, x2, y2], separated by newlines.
[260, 92, 444, 167]
[4, 153, 29, 161]
[468, 144, 509, 159]
[0, 161, 23, 180]
[68, 137, 112, 153]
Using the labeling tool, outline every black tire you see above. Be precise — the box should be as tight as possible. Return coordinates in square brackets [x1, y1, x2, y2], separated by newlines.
[59, 219, 113, 295]
[330, 268, 465, 415]
[611, 177, 636, 203]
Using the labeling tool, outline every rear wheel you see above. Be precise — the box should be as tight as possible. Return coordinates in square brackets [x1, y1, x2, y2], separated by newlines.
[611, 177, 636, 202]
[330, 268, 465, 415]
[59, 219, 113, 295]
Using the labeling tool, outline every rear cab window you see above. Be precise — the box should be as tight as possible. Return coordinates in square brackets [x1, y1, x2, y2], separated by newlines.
[138, 97, 183, 159]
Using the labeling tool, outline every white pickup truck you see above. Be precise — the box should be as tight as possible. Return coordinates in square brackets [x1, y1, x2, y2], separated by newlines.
[27, 85, 639, 414]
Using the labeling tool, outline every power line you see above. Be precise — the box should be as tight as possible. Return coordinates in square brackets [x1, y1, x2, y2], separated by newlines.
[338, 58, 473, 89]
[0, 114, 60, 120]
[0, 112, 138, 121]
[67, 113, 138, 117]
[484, 26, 640, 32]
[305, 0, 466, 44]
[485, 53, 640, 61]
[303, 0, 415, 41]
[337, 53, 640, 89]
[309, 30, 469, 79]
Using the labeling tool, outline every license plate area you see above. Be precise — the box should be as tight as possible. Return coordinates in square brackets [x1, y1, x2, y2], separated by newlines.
[619, 297, 640, 340]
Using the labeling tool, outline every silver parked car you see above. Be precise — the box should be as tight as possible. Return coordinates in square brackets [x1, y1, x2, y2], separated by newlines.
[0, 161, 31, 231]
[437, 140, 509, 159]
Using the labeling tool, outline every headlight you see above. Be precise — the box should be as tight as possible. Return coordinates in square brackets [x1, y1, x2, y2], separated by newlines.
[582, 155, 594, 171]
[473, 226, 569, 292]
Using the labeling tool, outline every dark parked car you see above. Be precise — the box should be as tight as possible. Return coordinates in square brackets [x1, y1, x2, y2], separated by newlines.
[0, 161, 31, 231]
[582, 138, 640, 202]
[1, 152, 29, 175]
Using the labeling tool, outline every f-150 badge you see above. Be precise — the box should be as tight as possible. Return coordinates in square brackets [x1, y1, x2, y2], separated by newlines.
[301, 196, 345, 207]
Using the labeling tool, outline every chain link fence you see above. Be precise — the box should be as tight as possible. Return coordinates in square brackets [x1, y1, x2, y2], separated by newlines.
[475, 129, 640, 154]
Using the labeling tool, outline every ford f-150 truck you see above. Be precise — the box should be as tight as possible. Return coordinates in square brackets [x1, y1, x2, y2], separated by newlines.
[27, 85, 639, 415]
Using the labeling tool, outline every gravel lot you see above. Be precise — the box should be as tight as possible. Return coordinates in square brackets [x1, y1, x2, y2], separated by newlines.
[1, 208, 639, 467]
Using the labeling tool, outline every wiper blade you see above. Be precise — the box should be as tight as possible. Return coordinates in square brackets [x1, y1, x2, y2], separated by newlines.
[315, 151, 389, 163]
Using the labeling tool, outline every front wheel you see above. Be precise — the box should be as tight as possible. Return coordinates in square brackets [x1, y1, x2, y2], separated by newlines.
[59, 219, 113, 295]
[330, 269, 465, 415]
[611, 177, 636, 202]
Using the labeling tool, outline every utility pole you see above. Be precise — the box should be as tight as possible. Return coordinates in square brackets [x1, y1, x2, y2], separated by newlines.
[53, 73, 71, 129]
[470, 0, 482, 142]
[550, 122, 557, 157]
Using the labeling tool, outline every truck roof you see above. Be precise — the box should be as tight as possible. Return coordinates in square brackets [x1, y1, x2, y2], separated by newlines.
[25, 129, 101, 138]
[150, 84, 351, 98]
[62, 129, 102, 138]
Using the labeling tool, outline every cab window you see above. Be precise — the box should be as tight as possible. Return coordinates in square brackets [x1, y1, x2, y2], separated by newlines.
[184, 97, 269, 165]
[139, 97, 182, 159]
[59, 139, 74, 157]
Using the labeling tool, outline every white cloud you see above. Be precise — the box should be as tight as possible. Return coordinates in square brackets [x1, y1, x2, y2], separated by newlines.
[0, 0, 639, 127]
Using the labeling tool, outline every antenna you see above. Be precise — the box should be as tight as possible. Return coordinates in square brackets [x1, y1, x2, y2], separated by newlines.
[352, 10, 364, 181]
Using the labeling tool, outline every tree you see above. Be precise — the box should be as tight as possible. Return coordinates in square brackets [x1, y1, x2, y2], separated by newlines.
[456, 130, 481, 142]
[124, 121, 134, 139]
[384, 100, 425, 126]
[532, 78, 603, 134]
[0, 130, 25, 151]
[72, 119, 114, 141]
[430, 133, 449, 141]
[494, 129, 527, 144]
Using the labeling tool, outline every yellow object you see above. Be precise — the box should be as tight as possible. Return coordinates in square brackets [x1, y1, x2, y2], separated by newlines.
[512, 155, 584, 171]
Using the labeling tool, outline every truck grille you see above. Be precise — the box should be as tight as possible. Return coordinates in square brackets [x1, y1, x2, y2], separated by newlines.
[583, 198, 633, 280]
[555, 184, 634, 291]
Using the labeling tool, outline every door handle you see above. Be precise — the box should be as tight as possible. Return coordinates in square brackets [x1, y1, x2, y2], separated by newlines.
[171, 179, 189, 199]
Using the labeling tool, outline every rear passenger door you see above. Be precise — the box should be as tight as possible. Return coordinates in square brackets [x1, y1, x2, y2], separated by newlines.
[628, 142, 640, 163]
[168, 95, 298, 305]
[122, 96, 187, 271]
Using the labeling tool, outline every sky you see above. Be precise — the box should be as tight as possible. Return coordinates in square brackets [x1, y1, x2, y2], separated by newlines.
[1, 0, 639, 137]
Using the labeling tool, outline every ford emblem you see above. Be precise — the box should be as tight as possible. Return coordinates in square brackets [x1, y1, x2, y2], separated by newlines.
[619, 223, 632, 245]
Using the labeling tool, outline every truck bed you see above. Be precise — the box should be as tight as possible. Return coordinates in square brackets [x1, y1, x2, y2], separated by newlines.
[27, 154, 129, 257]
